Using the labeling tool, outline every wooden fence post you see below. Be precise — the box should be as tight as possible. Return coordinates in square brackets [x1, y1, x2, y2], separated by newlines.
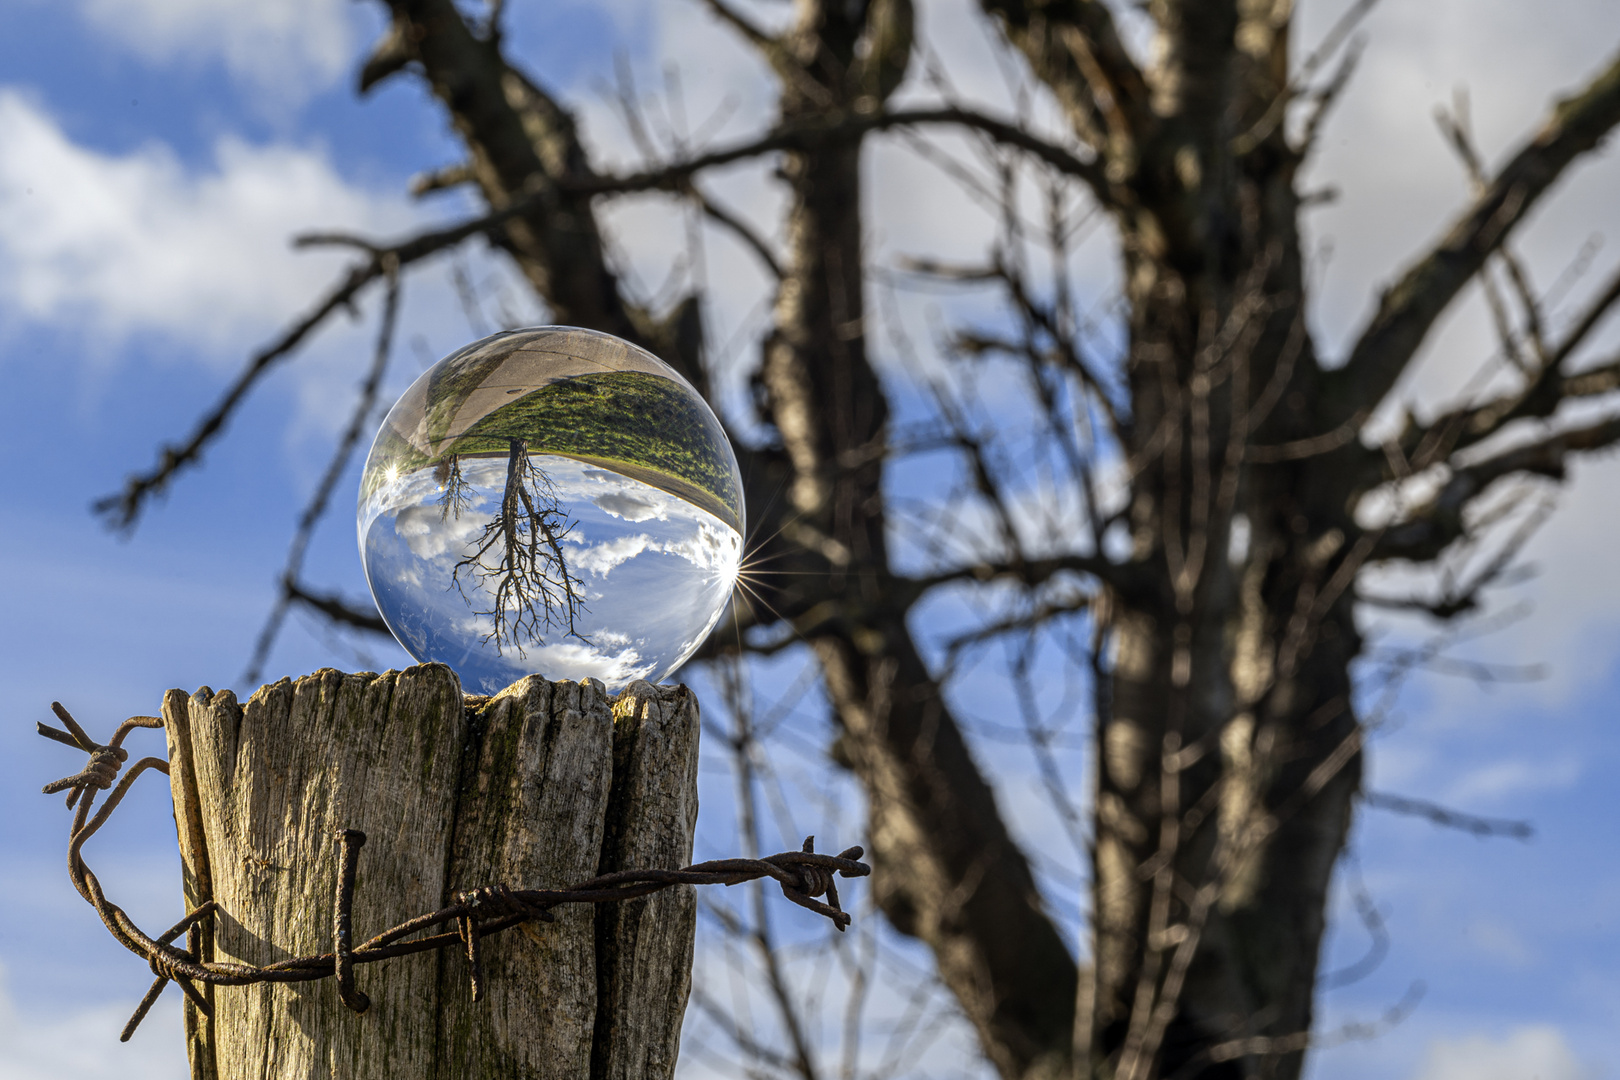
[161, 663, 699, 1080]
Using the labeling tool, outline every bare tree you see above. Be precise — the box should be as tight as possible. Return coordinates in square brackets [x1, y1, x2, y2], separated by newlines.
[449, 440, 589, 655]
[97, 1, 1620, 1077]
[435, 453, 474, 522]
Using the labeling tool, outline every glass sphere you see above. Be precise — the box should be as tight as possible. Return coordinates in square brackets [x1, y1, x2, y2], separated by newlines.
[358, 326, 744, 694]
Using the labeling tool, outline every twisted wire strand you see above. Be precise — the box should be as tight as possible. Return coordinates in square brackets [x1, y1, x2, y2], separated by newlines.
[39, 703, 871, 1041]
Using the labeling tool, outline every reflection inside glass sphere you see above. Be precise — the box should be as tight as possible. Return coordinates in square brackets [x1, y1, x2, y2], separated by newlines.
[358, 327, 744, 694]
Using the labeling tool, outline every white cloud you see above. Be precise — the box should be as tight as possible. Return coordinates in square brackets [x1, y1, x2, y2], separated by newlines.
[571, 531, 659, 577]
[1465, 917, 1535, 968]
[74, 0, 355, 102]
[0, 90, 413, 359]
[1443, 756, 1582, 807]
[663, 519, 742, 573]
[1411, 1026, 1589, 1080]
[0, 962, 186, 1080]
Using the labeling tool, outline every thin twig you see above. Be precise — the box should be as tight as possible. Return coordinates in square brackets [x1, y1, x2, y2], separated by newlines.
[245, 259, 401, 684]
[1362, 791, 1533, 840]
[96, 206, 541, 531]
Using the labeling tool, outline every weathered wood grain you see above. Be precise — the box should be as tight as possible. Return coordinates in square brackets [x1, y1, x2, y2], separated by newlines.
[593, 681, 702, 1080]
[163, 686, 216, 1080]
[163, 664, 699, 1080]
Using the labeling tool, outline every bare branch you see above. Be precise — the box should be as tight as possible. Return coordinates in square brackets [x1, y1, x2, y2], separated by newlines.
[994, 254, 1127, 436]
[1363, 791, 1533, 840]
[689, 989, 801, 1075]
[688, 181, 785, 278]
[699, 0, 777, 52]
[564, 106, 1108, 198]
[1374, 412, 1620, 562]
[1435, 92, 1550, 369]
[1330, 47, 1620, 426]
[717, 663, 823, 1080]
[1358, 491, 1550, 618]
[1237, 0, 1382, 155]
[1317, 859, 1389, 989]
[283, 582, 392, 636]
[92, 265, 373, 531]
[940, 592, 1093, 667]
[373, 0, 658, 359]
[1172, 982, 1424, 1076]
[358, 17, 413, 93]
[1413, 263, 1620, 453]
[94, 205, 545, 532]
[978, 0, 1150, 161]
[246, 261, 401, 683]
[901, 552, 1117, 601]
[1007, 636, 1089, 858]
[1293, 33, 1366, 158]
[410, 162, 476, 197]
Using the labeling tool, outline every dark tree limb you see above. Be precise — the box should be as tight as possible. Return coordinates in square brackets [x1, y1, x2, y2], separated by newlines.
[1330, 47, 1620, 426]
[1373, 412, 1620, 562]
[978, 0, 1150, 166]
[697, 0, 777, 53]
[1397, 262, 1620, 456]
[901, 553, 1119, 601]
[410, 162, 476, 197]
[361, 0, 732, 404]
[283, 583, 392, 637]
[560, 106, 1108, 198]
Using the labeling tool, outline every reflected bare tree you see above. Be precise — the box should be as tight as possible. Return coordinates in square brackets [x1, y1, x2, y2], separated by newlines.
[450, 438, 588, 654]
[435, 452, 475, 522]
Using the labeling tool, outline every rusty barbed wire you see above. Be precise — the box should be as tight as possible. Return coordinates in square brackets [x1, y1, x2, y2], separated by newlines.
[38, 702, 871, 1042]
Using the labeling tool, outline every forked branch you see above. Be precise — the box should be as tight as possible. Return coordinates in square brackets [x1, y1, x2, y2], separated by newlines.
[1329, 47, 1620, 425]
[1374, 412, 1620, 562]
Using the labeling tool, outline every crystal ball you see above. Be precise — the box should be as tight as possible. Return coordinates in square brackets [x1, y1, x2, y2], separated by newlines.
[357, 326, 744, 694]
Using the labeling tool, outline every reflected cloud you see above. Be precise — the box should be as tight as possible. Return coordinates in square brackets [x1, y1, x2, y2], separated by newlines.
[395, 503, 484, 560]
[361, 453, 740, 693]
[522, 640, 654, 687]
[595, 490, 663, 522]
[570, 532, 658, 577]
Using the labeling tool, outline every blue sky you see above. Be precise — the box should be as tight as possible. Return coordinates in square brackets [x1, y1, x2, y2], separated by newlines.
[1, 0, 1619, 1077]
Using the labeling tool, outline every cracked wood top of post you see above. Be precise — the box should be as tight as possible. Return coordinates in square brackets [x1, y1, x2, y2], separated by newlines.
[163, 664, 700, 1080]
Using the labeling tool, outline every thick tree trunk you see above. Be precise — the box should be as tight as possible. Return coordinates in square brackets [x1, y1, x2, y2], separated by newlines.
[1088, 176, 1365, 1077]
[162, 664, 699, 1080]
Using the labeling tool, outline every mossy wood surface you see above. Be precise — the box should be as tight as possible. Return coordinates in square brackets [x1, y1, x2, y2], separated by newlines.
[162, 664, 699, 1080]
